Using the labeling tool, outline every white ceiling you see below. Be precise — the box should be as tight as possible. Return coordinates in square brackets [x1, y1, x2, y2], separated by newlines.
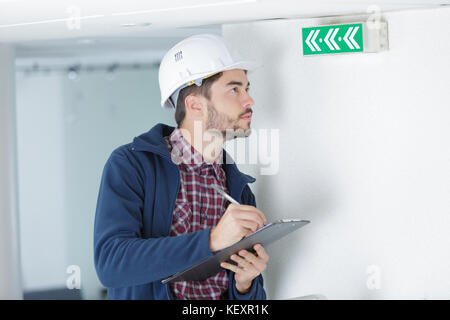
[2, 0, 448, 66]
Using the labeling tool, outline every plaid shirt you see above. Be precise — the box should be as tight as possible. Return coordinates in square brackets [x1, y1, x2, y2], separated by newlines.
[164, 127, 230, 300]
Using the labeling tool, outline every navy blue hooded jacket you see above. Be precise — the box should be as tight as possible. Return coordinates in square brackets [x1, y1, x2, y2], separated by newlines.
[94, 123, 266, 300]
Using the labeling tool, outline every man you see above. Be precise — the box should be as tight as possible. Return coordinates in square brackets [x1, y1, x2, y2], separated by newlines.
[94, 34, 269, 300]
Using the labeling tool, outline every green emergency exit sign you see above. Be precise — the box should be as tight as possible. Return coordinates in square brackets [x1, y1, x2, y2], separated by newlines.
[302, 23, 364, 55]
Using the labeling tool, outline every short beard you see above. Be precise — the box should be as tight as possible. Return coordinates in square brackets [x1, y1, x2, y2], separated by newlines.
[205, 102, 252, 140]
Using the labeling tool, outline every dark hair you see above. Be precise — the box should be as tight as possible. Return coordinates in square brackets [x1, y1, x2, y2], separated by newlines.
[174, 70, 247, 127]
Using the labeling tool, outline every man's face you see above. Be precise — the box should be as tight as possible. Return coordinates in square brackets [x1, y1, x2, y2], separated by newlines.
[204, 69, 254, 139]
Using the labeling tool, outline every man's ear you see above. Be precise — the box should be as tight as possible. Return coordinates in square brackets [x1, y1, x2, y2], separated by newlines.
[185, 94, 204, 118]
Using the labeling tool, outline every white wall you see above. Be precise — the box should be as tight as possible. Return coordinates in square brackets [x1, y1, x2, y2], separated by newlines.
[16, 73, 67, 291]
[15, 65, 175, 298]
[0, 44, 22, 299]
[223, 6, 450, 299]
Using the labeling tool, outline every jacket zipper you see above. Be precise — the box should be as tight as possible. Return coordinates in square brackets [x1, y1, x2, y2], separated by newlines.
[165, 165, 180, 300]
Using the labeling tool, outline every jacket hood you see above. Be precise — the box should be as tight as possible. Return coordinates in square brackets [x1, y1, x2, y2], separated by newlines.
[132, 123, 256, 184]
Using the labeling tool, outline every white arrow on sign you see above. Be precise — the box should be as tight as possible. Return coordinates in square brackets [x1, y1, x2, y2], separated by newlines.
[311, 29, 321, 51]
[305, 30, 316, 51]
[344, 26, 360, 50]
[305, 29, 321, 52]
[350, 26, 360, 49]
[324, 28, 335, 51]
[330, 28, 340, 50]
[343, 27, 354, 49]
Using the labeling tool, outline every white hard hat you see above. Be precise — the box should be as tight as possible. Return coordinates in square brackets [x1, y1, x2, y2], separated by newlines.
[158, 33, 261, 110]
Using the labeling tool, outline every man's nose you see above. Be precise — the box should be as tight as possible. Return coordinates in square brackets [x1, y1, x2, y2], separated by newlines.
[242, 91, 254, 110]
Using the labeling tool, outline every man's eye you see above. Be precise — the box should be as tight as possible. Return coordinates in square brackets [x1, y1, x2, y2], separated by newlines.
[231, 87, 249, 94]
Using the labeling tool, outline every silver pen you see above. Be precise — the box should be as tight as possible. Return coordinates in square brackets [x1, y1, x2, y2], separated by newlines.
[212, 184, 267, 229]
[211, 184, 240, 205]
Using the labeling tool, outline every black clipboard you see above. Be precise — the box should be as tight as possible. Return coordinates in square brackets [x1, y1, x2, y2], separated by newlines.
[161, 218, 310, 284]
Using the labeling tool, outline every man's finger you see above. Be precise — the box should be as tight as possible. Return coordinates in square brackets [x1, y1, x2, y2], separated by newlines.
[233, 211, 265, 227]
[245, 229, 255, 237]
[220, 262, 242, 274]
[253, 244, 270, 262]
[237, 219, 260, 233]
[233, 205, 267, 224]
[238, 250, 266, 271]
[230, 254, 253, 271]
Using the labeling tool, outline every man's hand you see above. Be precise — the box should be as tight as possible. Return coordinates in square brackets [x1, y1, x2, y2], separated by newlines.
[220, 244, 269, 294]
[209, 203, 267, 252]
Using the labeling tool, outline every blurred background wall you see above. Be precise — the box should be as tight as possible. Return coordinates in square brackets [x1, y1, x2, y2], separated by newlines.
[15, 66, 174, 299]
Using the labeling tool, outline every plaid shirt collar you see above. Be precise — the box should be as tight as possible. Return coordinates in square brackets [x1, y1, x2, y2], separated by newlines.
[168, 127, 224, 178]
